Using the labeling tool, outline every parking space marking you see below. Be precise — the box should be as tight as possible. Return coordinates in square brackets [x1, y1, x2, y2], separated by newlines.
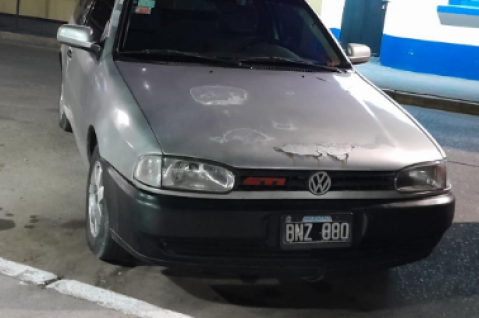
[0, 257, 192, 318]
[0, 257, 58, 285]
[48, 280, 192, 318]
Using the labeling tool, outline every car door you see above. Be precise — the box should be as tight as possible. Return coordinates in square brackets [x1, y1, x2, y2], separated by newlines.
[62, 0, 94, 132]
[63, 0, 115, 164]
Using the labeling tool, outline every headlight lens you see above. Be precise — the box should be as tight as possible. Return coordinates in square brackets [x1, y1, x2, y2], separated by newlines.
[162, 158, 235, 193]
[396, 161, 448, 192]
[134, 156, 162, 188]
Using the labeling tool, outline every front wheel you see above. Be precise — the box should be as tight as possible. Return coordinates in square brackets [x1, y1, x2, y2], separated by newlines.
[86, 147, 135, 266]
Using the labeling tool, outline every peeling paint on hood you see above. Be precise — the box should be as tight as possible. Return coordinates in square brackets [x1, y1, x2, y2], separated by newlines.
[190, 86, 248, 106]
[318, 144, 355, 161]
[211, 128, 274, 145]
[272, 121, 297, 131]
[275, 143, 355, 162]
[274, 144, 324, 159]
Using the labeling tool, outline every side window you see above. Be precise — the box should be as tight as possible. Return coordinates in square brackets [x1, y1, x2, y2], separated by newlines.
[73, 0, 94, 25]
[86, 0, 116, 42]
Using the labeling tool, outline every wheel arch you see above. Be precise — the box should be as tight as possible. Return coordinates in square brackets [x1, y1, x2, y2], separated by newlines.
[85, 59, 162, 180]
[87, 126, 98, 160]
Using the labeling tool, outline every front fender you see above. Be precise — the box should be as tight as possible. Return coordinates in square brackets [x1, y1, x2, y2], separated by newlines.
[88, 57, 162, 180]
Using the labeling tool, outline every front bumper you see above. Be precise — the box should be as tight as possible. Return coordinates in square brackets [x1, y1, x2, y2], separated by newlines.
[103, 161, 455, 278]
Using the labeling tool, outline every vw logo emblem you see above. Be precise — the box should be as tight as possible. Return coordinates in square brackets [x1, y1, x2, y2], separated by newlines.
[309, 172, 332, 195]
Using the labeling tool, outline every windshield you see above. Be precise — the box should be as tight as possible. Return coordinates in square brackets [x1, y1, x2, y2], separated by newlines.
[120, 0, 346, 67]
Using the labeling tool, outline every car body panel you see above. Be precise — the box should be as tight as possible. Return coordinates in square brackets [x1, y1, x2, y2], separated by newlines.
[61, 0, 162, 177]
[65, 49, 99, 165]
[356, 72, 447, 159]
[85, 58, 162, 178]
[116, 61, 443, 171]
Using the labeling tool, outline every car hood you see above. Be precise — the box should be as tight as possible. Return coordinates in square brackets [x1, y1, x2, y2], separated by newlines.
[116, 61, 442, 170]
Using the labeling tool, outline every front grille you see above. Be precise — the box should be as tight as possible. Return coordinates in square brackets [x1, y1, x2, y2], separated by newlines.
[236, 170, 396, 192]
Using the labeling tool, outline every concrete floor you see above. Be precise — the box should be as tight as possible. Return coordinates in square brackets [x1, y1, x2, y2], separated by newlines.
[0, 40, 479, 318]
[0, 275, 129, 318]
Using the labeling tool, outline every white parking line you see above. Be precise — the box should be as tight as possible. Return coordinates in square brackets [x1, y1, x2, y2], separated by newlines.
[0, 257, 57, 285]
[0, 257, 192, 318]
[48, 280, 191, 318]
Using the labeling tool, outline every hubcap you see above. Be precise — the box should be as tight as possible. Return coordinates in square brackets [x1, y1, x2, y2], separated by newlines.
[88, 162, 104, 238]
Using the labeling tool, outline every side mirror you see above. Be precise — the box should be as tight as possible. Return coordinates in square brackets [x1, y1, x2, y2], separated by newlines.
[57, 25, 101, 55]
[347, 43, 371, 65]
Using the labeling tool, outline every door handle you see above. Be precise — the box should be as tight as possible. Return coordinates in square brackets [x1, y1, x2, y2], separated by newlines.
[67, 48, 73, 59]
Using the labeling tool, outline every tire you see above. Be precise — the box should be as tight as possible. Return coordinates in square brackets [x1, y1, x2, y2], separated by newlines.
[86, 147, 135, 266]
[59, 81, 72, 132]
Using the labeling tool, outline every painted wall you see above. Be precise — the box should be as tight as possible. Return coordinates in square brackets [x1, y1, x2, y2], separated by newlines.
[0, 0, 17, 14]
[381, 0, 479, 80]
[0, 0, 76, 21]
[308, 0, 322, 16]
[315, 0, 345, 40]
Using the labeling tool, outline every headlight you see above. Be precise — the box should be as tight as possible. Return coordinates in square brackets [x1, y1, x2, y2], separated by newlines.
[395, 161, 449, 193]
[162, 158, 235, 193]
[134, 156, 162, 188]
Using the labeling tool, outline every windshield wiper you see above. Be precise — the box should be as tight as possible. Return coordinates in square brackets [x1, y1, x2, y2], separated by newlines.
[236, 57, 345, 73]
[121, 49, 248, 68]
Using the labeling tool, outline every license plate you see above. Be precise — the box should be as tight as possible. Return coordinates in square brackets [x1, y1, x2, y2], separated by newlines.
[281, 214, 353, 250]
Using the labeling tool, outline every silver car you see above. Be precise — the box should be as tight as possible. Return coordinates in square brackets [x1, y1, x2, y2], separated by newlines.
[58, 0, 454, 278]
